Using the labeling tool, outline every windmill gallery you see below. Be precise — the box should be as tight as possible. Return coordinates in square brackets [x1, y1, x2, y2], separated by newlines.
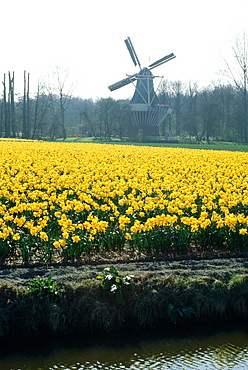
[108, 37, 176, 140]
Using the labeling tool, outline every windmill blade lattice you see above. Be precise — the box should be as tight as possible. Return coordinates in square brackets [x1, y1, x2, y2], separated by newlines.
[108, 74, 137, 92]
[149, 53, 176, 70]
[124, 37, 141, 68]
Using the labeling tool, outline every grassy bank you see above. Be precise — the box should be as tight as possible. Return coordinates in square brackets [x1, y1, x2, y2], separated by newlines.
[55, 137, 248, 152]
[1, 262, 248, 341]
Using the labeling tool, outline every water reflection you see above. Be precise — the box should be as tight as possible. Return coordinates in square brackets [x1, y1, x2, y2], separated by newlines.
[1, 328, 248, 369]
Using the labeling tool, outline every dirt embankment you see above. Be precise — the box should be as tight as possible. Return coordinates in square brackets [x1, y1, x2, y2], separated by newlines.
[1, 254, 248, 342]
[1, 256, 248, 287]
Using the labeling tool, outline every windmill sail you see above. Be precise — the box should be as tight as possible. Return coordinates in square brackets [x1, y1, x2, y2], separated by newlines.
[108, 73, 137, 92]
[124, 37, 141, 68]
[149, 53, 175, 70]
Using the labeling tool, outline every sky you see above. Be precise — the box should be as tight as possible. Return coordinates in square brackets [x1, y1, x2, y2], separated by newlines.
[1, 0, 248, 101]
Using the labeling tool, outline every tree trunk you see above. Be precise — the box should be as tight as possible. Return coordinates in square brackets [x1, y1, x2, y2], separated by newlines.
[9, 72, 16, 138]
[22, 71, 27, 138]
[59, 91, 66, 140]
[243, 68, 247, 142]
[26, 72, 30, 139]
[3, 74, 10, 137]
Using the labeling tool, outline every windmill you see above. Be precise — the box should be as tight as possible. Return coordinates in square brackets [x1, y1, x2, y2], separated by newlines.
[108, 37, 176, 139]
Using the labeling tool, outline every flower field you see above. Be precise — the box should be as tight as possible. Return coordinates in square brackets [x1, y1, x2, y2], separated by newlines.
[1, 140, 248, 263]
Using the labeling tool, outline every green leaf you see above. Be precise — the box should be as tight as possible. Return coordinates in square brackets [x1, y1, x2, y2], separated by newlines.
[181, 307, 196, 318]
[177, 308, 184, 317]
[167, 303, 178, 324]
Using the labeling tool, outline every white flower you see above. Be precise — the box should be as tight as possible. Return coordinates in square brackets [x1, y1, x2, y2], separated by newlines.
[106, 274, 113, 280]
[123, 275, 134, 284]
[110, 284, 117, 293]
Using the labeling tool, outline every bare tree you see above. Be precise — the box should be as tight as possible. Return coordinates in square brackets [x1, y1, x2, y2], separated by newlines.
[199, 88, 222, 143]
[2, 74, 10, 137]
[9, 72, 16, 137]
[32, 80, 49, 139]
[184, 81, 199, 141]
[22, 71, 30, 139]
[80, 99, 97, 138]
[115, 100, 132, 140]
[96, 98, 118, 140]
[47, 67, 74, 140]
[27, 72, 30, 138]
[0, 100, 4, 135]
[158, 79, 174, 133]
[223, 32, 248, 141]
[171, 81, 186, 136]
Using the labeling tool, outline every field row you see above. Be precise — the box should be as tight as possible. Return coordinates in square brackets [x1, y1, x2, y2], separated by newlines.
[0, 140, 248, 262]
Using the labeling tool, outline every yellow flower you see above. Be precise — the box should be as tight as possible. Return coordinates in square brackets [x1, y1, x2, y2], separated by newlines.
[191, 224, 199, 232]
[125, 233, 132, 240]
[53, 241, 60, 248]
[126, 207, 133, 215]
[239, 228, 247, 235]
[40, 232, 49, 241]
[59, 239, 67, 247]
[14, 216, 26, 227]
[72, 235, 81, 243]
[30, 227, 38, 236]
[12, 233, 20, 240]
[3, 214, 14, 221]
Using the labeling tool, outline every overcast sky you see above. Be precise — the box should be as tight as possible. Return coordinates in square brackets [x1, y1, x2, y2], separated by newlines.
[1, 0, 248, 100]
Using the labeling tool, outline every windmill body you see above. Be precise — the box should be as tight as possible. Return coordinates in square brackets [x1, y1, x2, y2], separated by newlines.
[108, 37, 176, 139]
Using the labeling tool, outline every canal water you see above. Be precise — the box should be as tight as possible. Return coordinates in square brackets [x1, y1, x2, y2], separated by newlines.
[1, 324, 248, 369]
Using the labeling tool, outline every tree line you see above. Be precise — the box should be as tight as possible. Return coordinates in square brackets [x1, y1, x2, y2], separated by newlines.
[0, 76, 246, 143]
[0, 69, 134, 141]
[158, 79, 246, 143]
[0, 35, 247, 142]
